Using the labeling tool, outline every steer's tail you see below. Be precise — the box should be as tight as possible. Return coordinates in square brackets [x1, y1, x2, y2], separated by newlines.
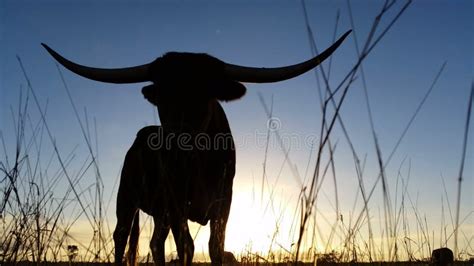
[126, 211, 140, 266]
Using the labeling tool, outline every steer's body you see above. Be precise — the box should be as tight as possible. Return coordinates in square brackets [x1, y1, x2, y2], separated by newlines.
[115, 97, 236, 266]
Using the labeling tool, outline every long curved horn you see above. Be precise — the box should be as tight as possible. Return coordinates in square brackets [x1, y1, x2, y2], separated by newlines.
[224, 30, 351, 83]
[41, 43, 151, 84]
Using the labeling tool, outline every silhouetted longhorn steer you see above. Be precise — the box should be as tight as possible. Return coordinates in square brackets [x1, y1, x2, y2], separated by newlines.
[42, 30, 350, 266]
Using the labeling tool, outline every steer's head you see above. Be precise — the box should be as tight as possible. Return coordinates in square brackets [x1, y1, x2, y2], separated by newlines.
[42, 30, 350, 131]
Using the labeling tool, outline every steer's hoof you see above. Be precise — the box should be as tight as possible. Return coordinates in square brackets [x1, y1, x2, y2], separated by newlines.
[223, 251, 238, 265]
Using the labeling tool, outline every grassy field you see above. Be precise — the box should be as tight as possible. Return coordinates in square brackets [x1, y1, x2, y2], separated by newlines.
[1, 262, 474, 266]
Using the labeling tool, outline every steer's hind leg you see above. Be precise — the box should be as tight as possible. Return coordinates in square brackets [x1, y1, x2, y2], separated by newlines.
[114, 145, 143, 265]
[113, 204, 136, 265]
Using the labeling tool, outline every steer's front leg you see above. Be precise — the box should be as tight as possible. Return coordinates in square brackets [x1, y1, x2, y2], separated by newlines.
[150, 217, 170, 266]
[171, 219, 194, 266]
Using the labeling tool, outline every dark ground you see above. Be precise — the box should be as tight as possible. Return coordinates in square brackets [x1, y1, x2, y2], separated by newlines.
[2, 262, 473, 266]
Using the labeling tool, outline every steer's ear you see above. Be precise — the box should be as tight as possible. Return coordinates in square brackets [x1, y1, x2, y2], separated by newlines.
[209, 80, 247, 102]
[142, 84, 159, 106]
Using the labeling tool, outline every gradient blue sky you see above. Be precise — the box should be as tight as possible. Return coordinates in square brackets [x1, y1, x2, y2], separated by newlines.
[1, 0, 472, 259]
